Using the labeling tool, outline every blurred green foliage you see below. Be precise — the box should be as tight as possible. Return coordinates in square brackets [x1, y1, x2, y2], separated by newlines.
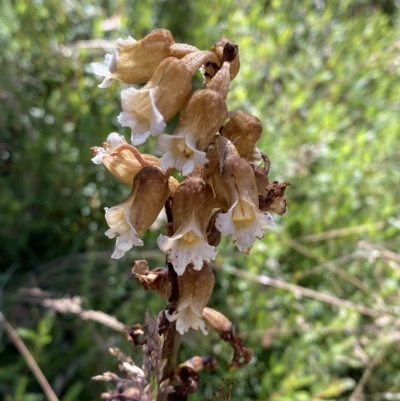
[1, 0, 400, 400]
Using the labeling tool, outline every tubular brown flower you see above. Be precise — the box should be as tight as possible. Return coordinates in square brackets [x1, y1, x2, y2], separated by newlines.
[157, 175, 216, 275]
[165, 264, 214, 335]
[91, 28, 199, 87]
[105, 166, 169, 258]
[91, 133, 158, 186]
[211, 140, 274, 253]
[156, 83, 228, 175]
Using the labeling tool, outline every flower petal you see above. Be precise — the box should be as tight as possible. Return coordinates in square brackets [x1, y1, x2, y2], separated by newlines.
[119, 88, 166, 145]
[156, 134, 208, 176]
[157, 234, 217, 275]
[216, 200, 274, 253]
[91, 133, 127, 164]
[104, 204, 143, 259]
[165, 307, 208, 335]
[91, 54, 115, 88]
[118, 111, 152, 145]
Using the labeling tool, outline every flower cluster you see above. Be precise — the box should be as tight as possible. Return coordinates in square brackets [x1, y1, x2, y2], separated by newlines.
[91, 29, 288, 336]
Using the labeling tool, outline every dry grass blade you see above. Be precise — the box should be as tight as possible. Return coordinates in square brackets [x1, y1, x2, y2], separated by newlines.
[0, 312, 60, 401]
[19, 289, 125, 332]
[298, 221, 386, 243]
[218, 265, 392, 319]
[284, 238, 369, 292]
[349, 318, 400, 401]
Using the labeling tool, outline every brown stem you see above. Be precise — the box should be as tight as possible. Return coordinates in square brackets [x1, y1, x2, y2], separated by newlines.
[0, 312, 60, 401]
[161, 328, 182, 401]
[157, 198, 182, 401]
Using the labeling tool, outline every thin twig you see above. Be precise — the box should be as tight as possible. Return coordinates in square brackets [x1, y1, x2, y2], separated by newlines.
[348, 347, 387, 401]
[218, 265, 392, 319]
[242, 323, 383, 339]
[358, 241, 400, 266]
[18, 290, 125, 332]
[58, 39, 114, 52]
[349, 319, 400, 401]
[284, 238, 369, 292]
[0, 312, 60, 401]
[295, 252, 356, 279]
[298, 221, 386, 243]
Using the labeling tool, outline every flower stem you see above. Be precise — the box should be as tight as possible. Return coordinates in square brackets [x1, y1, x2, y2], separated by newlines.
[157, 199, 183, 400]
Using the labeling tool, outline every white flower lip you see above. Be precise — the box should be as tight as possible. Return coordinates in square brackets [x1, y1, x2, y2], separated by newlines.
[118, 87, 166, 145]
[91, 36, 136, 88]
[91, 132, 126, 164]
[156, 133, 208, 176]
[157, 229, 217, 275]
[216, 199, 274, 253]
[91, 54, 116, 88]
[165, 305, 208, 335]
[104, 203, 144, 259]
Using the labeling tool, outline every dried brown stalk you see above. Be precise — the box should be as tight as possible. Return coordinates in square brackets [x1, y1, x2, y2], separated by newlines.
[0, 312, 60, 401]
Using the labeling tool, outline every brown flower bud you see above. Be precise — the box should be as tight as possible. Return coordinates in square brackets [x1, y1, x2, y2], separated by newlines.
[202, 307, 252, 370]
[176, 356, 217, 374]
[211, 148, 255, 210]
[202, 307, 233, 339]
[172, 176, 213, 236]
[204, 38, 240, 82]
[92, 133, 158, 186]
[207, 61, 231, 100]
[129, 166, 170, 234]
[204, 136, 238, 186]
[220, 111, 263, 163]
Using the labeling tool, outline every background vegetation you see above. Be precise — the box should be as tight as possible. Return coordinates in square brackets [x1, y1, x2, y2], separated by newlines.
[1, 0, 400, 400]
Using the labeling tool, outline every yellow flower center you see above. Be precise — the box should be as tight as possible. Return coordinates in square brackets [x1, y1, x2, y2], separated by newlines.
[176, 138, 194, 157]
[182, 230, 197, 243]
[232, 200, 255, 222]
